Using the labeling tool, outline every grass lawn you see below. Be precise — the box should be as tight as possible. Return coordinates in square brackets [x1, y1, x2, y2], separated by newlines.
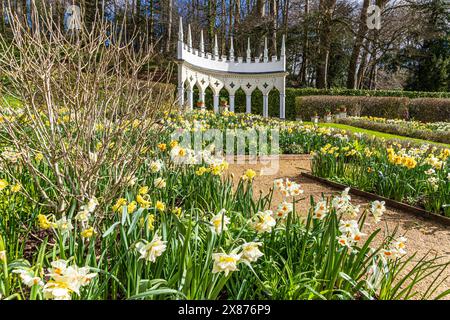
[1, 94, 22, 108]
[304, 122, 450, 148]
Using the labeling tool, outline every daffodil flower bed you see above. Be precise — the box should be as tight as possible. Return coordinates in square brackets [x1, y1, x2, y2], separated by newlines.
[0, 109, 449, 300]
[311, 142, 450, 216]
[164, 111, 449, 216]
[337, 116, 450, 144]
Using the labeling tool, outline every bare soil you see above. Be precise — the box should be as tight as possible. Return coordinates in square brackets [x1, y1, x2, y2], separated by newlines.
[227, 155, 450, 299]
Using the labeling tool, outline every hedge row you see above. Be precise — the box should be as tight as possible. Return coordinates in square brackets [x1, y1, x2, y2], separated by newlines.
[199, 87, 450, 120]
[295, 95, 450, 123]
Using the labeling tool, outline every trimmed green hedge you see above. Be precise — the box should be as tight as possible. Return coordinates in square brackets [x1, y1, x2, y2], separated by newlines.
[295, 95, 450, 123]
[200, 87, 450, 120]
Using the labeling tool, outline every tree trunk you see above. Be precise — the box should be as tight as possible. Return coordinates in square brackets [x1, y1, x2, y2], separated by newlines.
[165, 0, 172, 53]
[208, 0, 217, 50]
[256, 0, 265, 17]
[270, 0, 277, 55]
[221, 0, 226, 54]
[316, 0, 336, 88]
[346, 0, 370, 89]
[299, 0, 309, 85]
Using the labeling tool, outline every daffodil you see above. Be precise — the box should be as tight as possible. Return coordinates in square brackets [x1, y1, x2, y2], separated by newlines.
[212, 252, 240, 276]
[137, 194, 152, 208]
[112, 198, 127, 212]
[0, 179, 8, 191]
[313, 200, 328, 220]
[155, 200, 165, 212]
[250, 210, 276, 234]
[81, 227, 95, 239]
[241, 169, 256, 182]
[154, 177, 166, 189]
[210, 209, 230, 234]
[240, 242, 263, 263]
[10, 183, 22, 193]
[37, 214, 54, 230]
[13, 269, 44, 288]
[275, 201, 293, 219]
[135, 233, 167, 263]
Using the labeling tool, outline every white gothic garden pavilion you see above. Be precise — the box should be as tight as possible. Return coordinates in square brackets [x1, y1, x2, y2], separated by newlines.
[176, 18, 288, 119]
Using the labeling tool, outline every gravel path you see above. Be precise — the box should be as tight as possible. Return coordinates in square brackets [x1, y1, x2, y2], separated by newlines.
[227, 155, 450, 299]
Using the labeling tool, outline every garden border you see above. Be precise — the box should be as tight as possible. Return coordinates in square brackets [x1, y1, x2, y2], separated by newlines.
[301, 172, 450, 227]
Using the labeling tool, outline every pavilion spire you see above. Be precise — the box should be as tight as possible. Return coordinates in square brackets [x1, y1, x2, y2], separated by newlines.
[246, 38, 251, 62]
[229, 36, 235, 61]
[264, 37, 268, 62]
[281, 34, 286, 57]
[214, 34, 219, 59]
[188, 24, 192, 48]
[178, 17, 183, 42]
[200, 30, 204, 54]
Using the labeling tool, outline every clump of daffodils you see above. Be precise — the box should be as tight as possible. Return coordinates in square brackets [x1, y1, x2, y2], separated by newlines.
[41, 259, 97, 300]
[337, 219, 365, 250]
[331, 188, 360, 218]
[135, 233, 167, 263]
[313, 200, 329, 220]
[212, 242, 264, 276]
[275, 201, 293, 219]
[273, 178, 304, 198]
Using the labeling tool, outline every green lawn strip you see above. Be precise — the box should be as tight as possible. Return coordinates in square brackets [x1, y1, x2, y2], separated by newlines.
[1, 94, 22, 108]
[303, 122, 450, 148]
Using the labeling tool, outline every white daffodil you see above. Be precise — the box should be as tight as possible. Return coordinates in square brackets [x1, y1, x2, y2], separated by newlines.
[135, 233, 167, 263]
[150, 159, 163, 173]
[336, 234, 352, 249]
[75, 208, 90, 223]
[370, 200, 386, 223]
[240, 242, 263, 263]
[212, 252, 240, 276]
[275, 201, 293, 219]
[154, 177, 166, 189]
[273, 178, 284, 190]
[13, 269, 44, 288]
[250, 210, 276, 234]
[43, 282, 72, 300]
[54, 216, 74, 235]
[338, 220, 359, 234]
[44, 259, 97, 300]
[392, 236, 407, 256]
[210, 209, 230, 235]
[86, 196, 99, 213]
[313, 200, 328, 220]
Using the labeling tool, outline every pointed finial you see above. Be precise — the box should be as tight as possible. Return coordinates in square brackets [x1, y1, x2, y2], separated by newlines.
[178, 17, 183, 42]
[188, 24, 192, 48]
[200, 30, 204, 54]
[214, 34, 219, 58]
[246, 38, 251, 62]
[229, 36, 235, 61]
[281, 34, 286, 57]
[264, 37, 268, 62]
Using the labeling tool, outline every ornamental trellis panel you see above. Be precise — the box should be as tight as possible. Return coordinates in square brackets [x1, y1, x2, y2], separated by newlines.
[176, 18, 288, 119]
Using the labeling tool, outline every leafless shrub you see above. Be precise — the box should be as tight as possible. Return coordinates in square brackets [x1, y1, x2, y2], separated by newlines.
[0, 2, 175, 215]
